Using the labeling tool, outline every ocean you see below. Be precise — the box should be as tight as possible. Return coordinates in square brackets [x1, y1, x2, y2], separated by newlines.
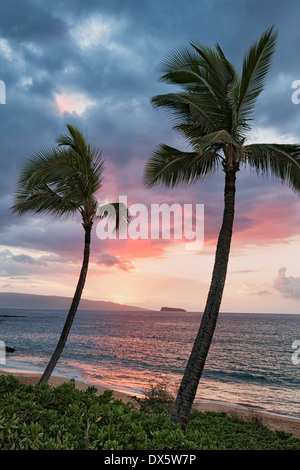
[0, 308, 299, 418]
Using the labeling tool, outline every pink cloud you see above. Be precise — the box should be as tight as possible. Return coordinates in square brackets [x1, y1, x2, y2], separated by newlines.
[231, 199, 300, 247]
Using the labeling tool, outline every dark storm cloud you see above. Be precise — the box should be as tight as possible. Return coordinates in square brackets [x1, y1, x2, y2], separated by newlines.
[1, 0, 300, 262]
[0, 0, 67, 42]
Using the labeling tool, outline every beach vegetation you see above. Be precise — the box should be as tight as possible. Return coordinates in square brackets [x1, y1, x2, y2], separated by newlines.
[131, 376, 175, 415]
[144, 26, 300, 429]
[0, 375, 299, 450]
[10, 125, 130, 385]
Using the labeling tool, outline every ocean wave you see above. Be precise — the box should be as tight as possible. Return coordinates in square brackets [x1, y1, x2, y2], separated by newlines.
[203, 367, 298, 388]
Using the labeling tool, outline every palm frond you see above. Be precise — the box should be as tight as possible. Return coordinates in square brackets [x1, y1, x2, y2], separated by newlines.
[11, 182, 79, 219]
[190, 130, 240, 152]
[190, 41, 236, 102]
[151, 92, 219, 136]
[144, 144, 220, 188]
[157, 46, 208, 87]
[56, 123, 88, 160]
[10, 124, 105, 222]
[16, 147, 64, 189]
[152, 40, 239, 136]
[146, 29, 300, 197]
[244, 143, 300, 193]
[89, 145, 105, 193]
[237, 26, 278, 122]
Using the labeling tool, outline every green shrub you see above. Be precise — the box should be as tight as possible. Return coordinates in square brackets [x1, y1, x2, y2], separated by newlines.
[0, 374, 299, 450]
[130, 376, 175, 415]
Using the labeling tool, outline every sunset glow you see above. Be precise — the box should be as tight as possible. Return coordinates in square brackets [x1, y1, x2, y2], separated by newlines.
[55, 92, 96, 115]
[1, 1, 300, 315]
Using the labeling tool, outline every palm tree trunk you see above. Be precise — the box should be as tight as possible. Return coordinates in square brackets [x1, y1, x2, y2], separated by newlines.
[38, 224, 92, 385]
[170, 169, 236, 429]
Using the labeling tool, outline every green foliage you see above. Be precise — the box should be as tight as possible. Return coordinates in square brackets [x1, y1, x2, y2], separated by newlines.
[144, 27, 300, 193]
[10, 124, 104, 221]
[130, 377, 175, 415]
[0, 375, 299, 450]
[10, 123, 131, 229]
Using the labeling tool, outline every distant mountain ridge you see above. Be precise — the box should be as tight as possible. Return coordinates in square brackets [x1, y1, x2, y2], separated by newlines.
[161, 307, 187, 312]
[0, 292, 149, 311]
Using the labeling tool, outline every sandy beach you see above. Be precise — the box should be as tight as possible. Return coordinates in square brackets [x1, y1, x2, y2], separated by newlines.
[1, 369, 299, 439]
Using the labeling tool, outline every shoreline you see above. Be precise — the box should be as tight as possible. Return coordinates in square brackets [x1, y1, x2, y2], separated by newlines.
[1, 368, 299, 439]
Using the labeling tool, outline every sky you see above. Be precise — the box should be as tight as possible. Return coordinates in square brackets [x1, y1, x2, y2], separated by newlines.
[0, 0, 300, 313]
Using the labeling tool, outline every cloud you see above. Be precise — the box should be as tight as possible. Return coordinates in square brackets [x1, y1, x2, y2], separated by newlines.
[273, 267, 300, 299]
[0, 1, 68, 45]
[0, 38, 12, 60]
[11, 254, 47, 266]
[0, 248, 48, 277]
[255, 290, 271, 296]
[95, 253, 134, 271]
[232, 269, 261, 274]
[55, 91, 96, 115]
[1, 0, 300, 305]
[0, 249, 48, 266]
[247, 126, 298, 145]
[69, 13, 126, 50]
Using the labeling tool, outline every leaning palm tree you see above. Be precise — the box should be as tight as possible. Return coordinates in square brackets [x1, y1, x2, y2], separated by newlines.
[11, 124, 129, 385]
[144, 27, 300, 429]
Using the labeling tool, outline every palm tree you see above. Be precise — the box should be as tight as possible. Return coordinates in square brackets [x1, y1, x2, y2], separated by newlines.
[144, 27, 300, 429]
[11, 124, 129, 385]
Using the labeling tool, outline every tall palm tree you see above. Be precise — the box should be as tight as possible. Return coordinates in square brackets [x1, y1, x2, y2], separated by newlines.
[144, 27, 300, 429]
[11, 124, 129, 385]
